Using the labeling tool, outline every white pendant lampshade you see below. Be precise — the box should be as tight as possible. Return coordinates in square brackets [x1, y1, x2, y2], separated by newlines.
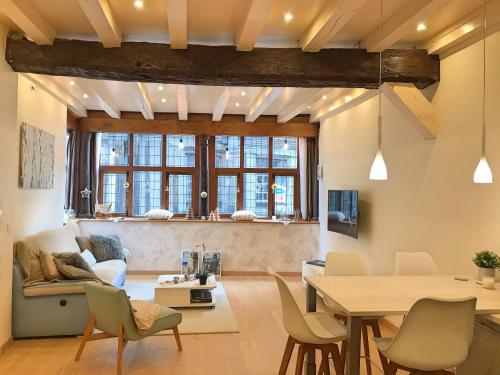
[370, 150, 388, 180]
[474, 157, 493, 184]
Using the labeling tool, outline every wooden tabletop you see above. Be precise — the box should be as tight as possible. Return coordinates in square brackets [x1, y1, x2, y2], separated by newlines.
[305, 275, 500, 317]
[156, 274, 217, 289]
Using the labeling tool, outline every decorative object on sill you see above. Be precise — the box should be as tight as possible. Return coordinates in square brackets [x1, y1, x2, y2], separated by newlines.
[472, 250, 499, 280]
[473, 0, 493, 184]
[144, 209, 173, 220]
[80, 186, 91, 199]
[186, 205, 195, 220]
[124, 181, 130, 192]
[95, 203, 112, 218]
[215, 207, 220, 221]
[64, 209, 76, 223]
[231, 210, 256, 221]
[369, 0, 388, 181]
[19, 122, 55, 189]
[200, 191, 208, 199]
[294, 210, 302, 220]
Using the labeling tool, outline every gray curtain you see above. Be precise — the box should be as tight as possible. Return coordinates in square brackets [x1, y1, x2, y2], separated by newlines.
[65, 129, 75, 210]
[305, 137, 319, 220]
[72, 130, 97, 218]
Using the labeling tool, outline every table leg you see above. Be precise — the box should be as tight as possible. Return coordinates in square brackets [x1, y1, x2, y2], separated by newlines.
[305, 283, 317, 375]
[345, 316, 362, 375]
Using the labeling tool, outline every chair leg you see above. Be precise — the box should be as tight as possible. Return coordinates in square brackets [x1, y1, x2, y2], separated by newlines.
[362, 324, 372, 375]
[329, 343, 344, 375]
[117, 325, 125, 375]
[370, 320, 389, 374]
[295, 344, 307, 375]
[340, 341, 346, 370]
[278, 335, 296, 375]
[320, 346, 331, 375]
[172, 325, 182, 351]
[75, 314, 96, 361]
[385, 361, 398, 375]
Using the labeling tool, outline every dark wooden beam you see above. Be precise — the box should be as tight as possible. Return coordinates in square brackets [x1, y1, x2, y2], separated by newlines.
[67, 109, 79, 130]
[79, 112, 318, 137]
[5, 34, 439, 89]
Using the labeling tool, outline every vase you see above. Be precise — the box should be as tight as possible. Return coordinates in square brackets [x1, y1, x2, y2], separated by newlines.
[199, 275, 208, 285]
[477, 267, 496, 280]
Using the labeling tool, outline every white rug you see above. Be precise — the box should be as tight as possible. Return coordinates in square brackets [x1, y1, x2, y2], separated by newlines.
[124, 280, 239, 335]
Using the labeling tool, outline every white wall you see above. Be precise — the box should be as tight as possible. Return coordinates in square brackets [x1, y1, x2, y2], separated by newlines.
[319, 31, 500, 276]
[0, 23, 67, 349]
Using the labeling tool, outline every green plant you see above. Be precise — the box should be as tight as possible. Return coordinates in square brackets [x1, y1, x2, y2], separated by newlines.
[472, 250, 500, 269]
[196, 270, 210, 278]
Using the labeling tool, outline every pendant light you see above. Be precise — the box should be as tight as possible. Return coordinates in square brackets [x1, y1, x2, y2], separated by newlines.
[178, 137, 185, 150]
[473, 0, 493, 184]
[369, 0, 388, 181]
[225, 137, 230, 160]
[283, 138, 289, 150]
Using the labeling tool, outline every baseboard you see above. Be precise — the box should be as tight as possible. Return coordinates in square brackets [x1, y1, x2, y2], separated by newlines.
[127, 270, 301, 277]
[0, 337, 12, 355]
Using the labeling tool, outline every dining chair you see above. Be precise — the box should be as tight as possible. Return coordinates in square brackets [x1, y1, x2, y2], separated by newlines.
[323, 251, 384, 375]
[374, 297, 477, 374]
[267, 267, 347, 375]
[75, 282, 183, 375]
[395, 251, 439, 275]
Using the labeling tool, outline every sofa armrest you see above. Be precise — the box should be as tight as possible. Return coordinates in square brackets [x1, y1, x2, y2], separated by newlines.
[123, 247, 131, 262]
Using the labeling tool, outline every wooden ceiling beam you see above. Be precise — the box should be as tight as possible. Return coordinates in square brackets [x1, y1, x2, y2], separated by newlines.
[236, 0, 275, 51]
[5, 37, 440, 89]
[135, 82, 154, 119]
[246, 87, 283, 122]
[22, 73, 87, 117]
[165, 0, 187, 49]
[77, 78, 120, 118]
[77, 0, 122, 48]
[212, 87, 231, 122]
[176, 84, 188, 121]
[361, 0, 452, 52]
[300, 0, 366, 52]
[277, 88, 330, 123]
[1, 0, 55, 45]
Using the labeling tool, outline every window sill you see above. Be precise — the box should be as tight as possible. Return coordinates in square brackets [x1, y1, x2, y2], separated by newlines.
[76, 218, 319, 225]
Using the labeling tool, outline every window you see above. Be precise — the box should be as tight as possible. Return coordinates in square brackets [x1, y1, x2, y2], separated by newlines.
[273, 175, 295, 215]
[98, 133, 197, 216]
[244, 136, 268, 168]
[215, 136, 240, 168]
[272, 137, 298, 169]
[243, 173, 268, 217]
[217, 175, 238, 213]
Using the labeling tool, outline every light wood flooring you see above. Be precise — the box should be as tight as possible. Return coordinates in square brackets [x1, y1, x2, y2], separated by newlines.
[0, 276, 393, 375]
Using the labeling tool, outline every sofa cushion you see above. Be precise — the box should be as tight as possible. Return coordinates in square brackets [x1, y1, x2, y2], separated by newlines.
[75, 236, 93, 252]
[39, 250, 64, 281]
[80, 249, 97, 267]
[92, 259, 127, 286]
[23, 280, 87, 297]
[89, 235, 125, 262]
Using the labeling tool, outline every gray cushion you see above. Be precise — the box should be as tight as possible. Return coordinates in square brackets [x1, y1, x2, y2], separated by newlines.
[89, 235, 125, 262]
[53, 252, 95, 274]
[53, 252, 98, 280]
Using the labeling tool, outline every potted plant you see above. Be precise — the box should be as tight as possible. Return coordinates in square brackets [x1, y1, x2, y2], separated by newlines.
[196, 270, 210, 285]
[472, 250, 500, 279]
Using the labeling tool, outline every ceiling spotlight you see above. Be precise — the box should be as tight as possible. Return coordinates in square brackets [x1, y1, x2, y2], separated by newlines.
[417, 23, 427, 31]
[345, 95, 352, 102]
[134, 0, 144, 9]
[158, 85, 164, 91]
[69, 80, 75, 86]
[235, 102, 240, 107]
[83, 93, 89, 98]
[161, 98, 166, 103]
[241, 91, 246, 96]
[284, 12, 293, 22]
[322, 95, 327, 100]
[307, 106, 311, 109]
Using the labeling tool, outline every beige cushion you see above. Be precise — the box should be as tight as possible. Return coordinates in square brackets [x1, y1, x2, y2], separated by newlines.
[23, 280, 87, 297]
[39, 250, 64, 280]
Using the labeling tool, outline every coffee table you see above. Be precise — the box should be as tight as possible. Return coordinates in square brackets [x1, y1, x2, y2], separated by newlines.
[154, 274, 217, 308]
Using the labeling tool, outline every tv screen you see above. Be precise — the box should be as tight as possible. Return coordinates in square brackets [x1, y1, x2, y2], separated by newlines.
[328, 190, 359, 238]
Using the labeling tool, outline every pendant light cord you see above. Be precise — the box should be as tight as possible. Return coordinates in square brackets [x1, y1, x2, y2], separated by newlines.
[481, 0, 487, 157]
[377, 0, 383, 150]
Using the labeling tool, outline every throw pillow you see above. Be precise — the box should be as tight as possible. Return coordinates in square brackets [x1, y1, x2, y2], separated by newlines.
[75, 236, 93, 252]
[54, 259, 98, 280]
[53, 252, 95, 274]
[39, 250, 65, 281]
[89, 235, 125, 262]
[144, 209, 173, 220]
[80, 249, 97, 268]
[231, 210, 256, 221]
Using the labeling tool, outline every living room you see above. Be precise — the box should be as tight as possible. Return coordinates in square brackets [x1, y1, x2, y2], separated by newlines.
[0, 1, 499, 375]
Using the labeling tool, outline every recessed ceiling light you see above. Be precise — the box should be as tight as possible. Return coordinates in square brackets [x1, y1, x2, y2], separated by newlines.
[462, 24, 474, 33]
[69, 80, 75, 86]
[307, 105, 311, 109]
[322, 95, 327, 100]
[235, 102, 240, 107]
[83, 93, 89, 98]
[284, 12, 293, 23]
[241, 91, 246, 96]
[417, 23, 427, 31]
[134, 0, 144, 9]
[161, 98, 166, 103]
[158, 85, 164, 91]
[345, 95, 352, 102]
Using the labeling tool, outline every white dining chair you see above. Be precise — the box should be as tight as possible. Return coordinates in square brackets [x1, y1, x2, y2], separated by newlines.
[395, 251, 439, 275]
[375, 297, 477, 374]
[267, 267, 347, 375]
[323, 251, 384, 375]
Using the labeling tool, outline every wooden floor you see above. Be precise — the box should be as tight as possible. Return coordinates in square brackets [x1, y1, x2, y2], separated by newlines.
[0, 276, 393, 375]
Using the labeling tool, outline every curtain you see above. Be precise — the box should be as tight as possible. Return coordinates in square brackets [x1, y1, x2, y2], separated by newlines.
[64, 129, 75, 210]
[305, 137, 319, 221]
[72, 130, 97, 218]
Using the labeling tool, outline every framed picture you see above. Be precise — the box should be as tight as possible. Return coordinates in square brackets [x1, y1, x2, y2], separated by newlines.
[201, 251, 222, 276]
[181, 250, 201, 274]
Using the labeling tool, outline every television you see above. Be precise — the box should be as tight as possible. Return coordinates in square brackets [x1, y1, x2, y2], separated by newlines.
[327, 190, 359, 238]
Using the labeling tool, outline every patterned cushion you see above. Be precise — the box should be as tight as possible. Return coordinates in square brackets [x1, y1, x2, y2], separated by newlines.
[89, 235, 125, 262]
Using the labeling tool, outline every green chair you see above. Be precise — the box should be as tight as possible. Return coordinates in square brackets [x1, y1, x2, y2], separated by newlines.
[75, 282, 182, 375]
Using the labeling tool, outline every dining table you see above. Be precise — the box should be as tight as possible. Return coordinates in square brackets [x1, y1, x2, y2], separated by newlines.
[304, 275, 500, 375]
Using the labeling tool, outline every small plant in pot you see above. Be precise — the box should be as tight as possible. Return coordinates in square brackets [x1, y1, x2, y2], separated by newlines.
[196, 270, 210, 285]
[472, 250, 500, 280]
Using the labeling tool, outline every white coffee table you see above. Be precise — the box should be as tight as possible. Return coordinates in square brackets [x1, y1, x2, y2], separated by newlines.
[154, 274, 217, 308]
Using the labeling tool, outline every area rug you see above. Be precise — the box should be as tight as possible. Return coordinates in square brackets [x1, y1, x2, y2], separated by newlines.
[124, 280, 239, 335]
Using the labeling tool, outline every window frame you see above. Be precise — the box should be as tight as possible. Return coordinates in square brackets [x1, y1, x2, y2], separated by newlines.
[98, 134, 199, 217]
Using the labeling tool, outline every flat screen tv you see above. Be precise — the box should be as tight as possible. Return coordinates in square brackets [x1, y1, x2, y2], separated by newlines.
[328, 190, 359, 238]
